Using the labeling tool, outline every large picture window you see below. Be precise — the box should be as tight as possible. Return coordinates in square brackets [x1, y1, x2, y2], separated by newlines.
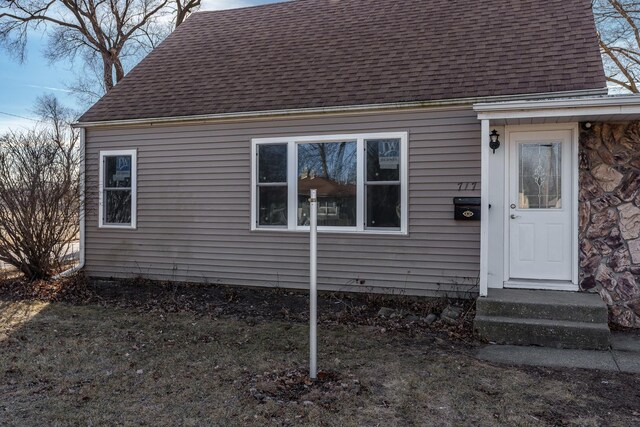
[99, 149, 137, 229]
[251, 132, 408, 234]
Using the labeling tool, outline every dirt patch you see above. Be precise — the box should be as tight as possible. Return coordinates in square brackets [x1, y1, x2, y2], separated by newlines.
[0, 275, 93, 303]
[248, 368, 362, 407]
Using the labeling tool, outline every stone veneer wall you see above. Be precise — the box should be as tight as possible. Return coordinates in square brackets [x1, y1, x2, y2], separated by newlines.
[579, 122, 640, 328]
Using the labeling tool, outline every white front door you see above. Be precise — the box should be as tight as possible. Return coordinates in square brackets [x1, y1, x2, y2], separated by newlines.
[508, 130, 573, 281]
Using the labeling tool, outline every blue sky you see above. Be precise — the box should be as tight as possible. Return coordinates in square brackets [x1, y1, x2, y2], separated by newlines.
[0, 0, 287, 132]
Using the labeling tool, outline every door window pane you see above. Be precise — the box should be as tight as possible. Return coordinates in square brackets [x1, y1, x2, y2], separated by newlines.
[367, 185, 401, 228]
[366, 139, 400, 181]
[297, 141, 357, 227]
[259, 186, 288, 226]
[519, 143, 562, 209]
[258, 144, 287, 183]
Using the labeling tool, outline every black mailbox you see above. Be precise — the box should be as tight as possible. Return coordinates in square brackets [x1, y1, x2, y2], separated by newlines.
[453, 197, 481, 221]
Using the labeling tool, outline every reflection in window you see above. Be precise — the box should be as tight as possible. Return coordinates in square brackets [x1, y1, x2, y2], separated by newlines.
[366, 139, 401, 228]
[297, 141, 357, 227]
[253, 133, 407, 233]
[103, 155, 133, 225]
[257, 144, 288, 226]
[519, 143, 562, 209]
[258, 144, 287, 183]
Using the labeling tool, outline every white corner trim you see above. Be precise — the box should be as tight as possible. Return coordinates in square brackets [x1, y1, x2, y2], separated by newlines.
[571, 123, 580, 286]
[479, 119, 490, 297]
[98, 149, 138, 230]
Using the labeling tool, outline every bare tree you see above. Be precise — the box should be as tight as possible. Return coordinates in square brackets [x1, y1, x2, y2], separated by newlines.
[175, 0, 201, 27]
[0, 0, 201, 101]
[594, 0, 640, 92]
[0, 95, 80, 279]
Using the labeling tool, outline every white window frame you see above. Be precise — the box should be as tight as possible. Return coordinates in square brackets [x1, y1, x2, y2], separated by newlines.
[251, 132, 408, 235]
[99, 149, 138, 230]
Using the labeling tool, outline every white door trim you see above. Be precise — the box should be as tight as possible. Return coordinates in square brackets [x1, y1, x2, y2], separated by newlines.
[479, 119, 490, 297]
[502, 123, 579, 290]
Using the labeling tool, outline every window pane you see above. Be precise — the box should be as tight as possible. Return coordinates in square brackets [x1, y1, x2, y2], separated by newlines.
[519, 143, 562, 209]
[105, 155, 132, 188]
[105, 190, 132, 224]
[258, 144, 287, 183]
[367, 139, 400, 182]
[259, 186, 288, 226]
[298, 141, 357, 227]
[367, 185, 401, 228]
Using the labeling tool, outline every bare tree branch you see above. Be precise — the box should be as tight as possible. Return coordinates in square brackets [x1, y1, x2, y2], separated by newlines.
[594, 0, 640, 92]
[1, 0, 201, 101]
[0, 96, 80, 279]
[175, 0, 199, 27]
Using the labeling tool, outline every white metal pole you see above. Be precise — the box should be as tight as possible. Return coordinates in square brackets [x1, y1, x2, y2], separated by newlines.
[309, 189, 318, 380]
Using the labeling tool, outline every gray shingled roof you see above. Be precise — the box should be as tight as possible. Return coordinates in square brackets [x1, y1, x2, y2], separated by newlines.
[79, 0, 606, 123]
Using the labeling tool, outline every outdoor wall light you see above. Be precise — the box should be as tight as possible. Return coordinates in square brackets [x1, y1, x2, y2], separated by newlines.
[489, 129, 500, 154]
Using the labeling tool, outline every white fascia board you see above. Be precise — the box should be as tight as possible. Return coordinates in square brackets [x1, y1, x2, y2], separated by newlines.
[474, 94, 640, 111]
[474, 94, 640, 120]
[476, 105, 640, 121]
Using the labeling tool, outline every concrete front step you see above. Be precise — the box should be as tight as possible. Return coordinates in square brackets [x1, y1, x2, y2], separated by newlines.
[476, 289, 608, 323]
[474, 289, 611, 350]
[474, 315, 611, 350]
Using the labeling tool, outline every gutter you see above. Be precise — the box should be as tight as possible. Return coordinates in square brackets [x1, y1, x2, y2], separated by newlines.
[73, 88, 607, 128]
[474, 94, 640, 122]
[54, 127, 86, 279]
[473, 93, 640, 112]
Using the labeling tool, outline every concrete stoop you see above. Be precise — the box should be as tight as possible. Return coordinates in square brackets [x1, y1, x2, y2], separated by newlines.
[474, 289, 611, 350]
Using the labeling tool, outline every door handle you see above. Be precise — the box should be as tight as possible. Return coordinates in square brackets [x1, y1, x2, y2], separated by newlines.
[510, 214, 520, 219]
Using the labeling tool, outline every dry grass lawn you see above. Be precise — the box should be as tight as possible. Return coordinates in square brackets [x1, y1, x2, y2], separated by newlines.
[1, 300, 639, 426]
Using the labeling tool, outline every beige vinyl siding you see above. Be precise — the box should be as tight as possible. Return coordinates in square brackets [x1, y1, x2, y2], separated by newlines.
[84, 107, 481, 296]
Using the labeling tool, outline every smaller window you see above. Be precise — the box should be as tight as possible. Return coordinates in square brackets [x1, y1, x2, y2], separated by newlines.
[99, 150, 137, 229]
[365, 139, 402, 229]
[257, 144, 288, 227]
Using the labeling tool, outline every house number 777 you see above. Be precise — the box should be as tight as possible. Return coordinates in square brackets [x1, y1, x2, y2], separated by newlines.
[457, 182, 478, 191]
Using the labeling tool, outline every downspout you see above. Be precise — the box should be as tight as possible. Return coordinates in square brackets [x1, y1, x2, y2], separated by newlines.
[54, 127, 86, 278]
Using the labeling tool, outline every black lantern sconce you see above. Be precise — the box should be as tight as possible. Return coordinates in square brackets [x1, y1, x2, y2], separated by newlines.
[489, 129, 500, 154]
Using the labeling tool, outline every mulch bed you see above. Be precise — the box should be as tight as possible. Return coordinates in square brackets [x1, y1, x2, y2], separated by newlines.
[0, 274, 477, 341]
